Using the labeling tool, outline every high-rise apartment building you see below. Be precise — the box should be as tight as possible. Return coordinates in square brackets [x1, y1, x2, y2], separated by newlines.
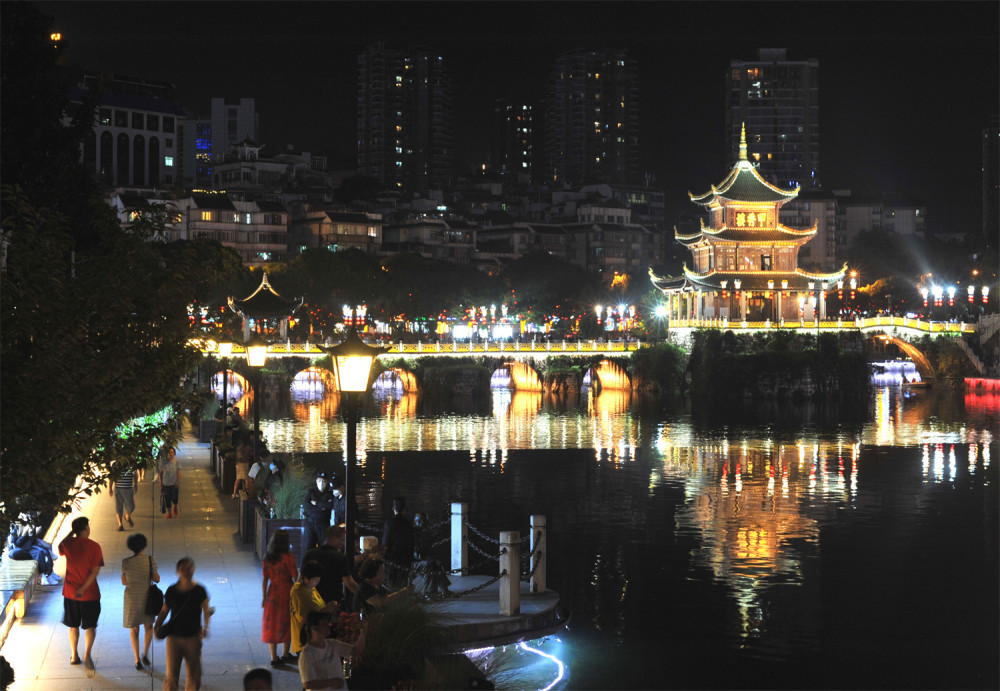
[544, 49, 639, 186]
[491, 100, 534, 183]
[357, 42, 454, 191]
[983, 115, 999, 239]
[727, 49, 820, 191]
[210, 97, 259, 162]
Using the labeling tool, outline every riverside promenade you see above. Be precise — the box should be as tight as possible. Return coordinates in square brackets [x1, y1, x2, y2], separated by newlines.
[0, 424, 564, 690]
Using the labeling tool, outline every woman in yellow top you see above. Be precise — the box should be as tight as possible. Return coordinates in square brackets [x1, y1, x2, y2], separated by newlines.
[289, 561, 340, 654]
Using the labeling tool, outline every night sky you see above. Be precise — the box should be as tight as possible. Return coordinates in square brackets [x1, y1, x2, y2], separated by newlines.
[35, 1, 1000, 231]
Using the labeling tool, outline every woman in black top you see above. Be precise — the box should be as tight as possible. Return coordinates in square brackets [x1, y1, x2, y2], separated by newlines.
[154, 557, 212, 690]
[353, 557, 412, 615]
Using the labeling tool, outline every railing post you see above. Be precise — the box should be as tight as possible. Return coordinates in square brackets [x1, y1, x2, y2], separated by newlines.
[530, 515, 546, 594]
[499, 530, 520, 615]
[450, 502, 468, 575]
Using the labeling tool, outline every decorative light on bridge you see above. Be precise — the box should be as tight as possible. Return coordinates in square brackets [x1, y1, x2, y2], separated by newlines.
[947, 286, 956, 307]
[968, 285, 975, 303]
[983, 286, 990, 305]
[595, 304, 602, 325]
[921, 287, 929, 308]
[932, 285, 944, 307]
[849, 277, 857, 301]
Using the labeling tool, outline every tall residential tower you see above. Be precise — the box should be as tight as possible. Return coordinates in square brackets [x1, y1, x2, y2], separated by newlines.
[545, 49, 639, 186]
[357, 42, 454, 191]
[727, 49, 820, 191]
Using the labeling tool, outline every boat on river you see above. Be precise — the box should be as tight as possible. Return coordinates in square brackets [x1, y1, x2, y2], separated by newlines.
[902, 379, 929, 389]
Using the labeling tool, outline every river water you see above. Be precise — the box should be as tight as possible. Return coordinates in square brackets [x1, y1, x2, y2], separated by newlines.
[231, 366, 999, 689]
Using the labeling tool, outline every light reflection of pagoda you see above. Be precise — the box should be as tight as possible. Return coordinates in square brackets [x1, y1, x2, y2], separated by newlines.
[650, 125, 846, 323]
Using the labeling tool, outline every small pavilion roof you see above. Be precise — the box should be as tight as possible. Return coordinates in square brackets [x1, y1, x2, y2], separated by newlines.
[227, 273, 303, 319]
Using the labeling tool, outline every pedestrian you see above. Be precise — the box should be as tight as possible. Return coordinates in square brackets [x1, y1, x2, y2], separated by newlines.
[261, 530, 297, 668]
[382, 497, 415, 589]
[301, 525, 357, 610]
[110, 465, 137, 531]
[330, 476, 347, 527]
[298, 610, 366, 691]
[303, 473, 334, 551]
[353, 556, 412, 615]
[233, 436, 252, 498]
[243, 668, 273, 690]
[289, 561, 339, 656]
[58, 516, 104, 671]
[122, 533, 159, 670]
[159, 446, 181, 518]
[154, 557, 212, 691]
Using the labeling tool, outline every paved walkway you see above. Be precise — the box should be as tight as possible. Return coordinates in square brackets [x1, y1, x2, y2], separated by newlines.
[1, 428, 308, 690]
[1, 426, 565, 690]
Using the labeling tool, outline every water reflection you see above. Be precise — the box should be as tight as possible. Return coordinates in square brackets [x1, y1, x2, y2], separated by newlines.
[239, 379, 997, 689]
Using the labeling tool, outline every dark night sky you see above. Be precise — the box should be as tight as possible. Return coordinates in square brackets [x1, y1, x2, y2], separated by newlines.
[35, 1, 1000, 231]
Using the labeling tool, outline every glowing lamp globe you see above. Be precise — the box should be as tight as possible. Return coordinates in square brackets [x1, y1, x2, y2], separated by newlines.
[245, 334, 269, 368]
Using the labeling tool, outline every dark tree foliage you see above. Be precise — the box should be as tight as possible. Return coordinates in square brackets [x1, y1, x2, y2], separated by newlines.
[502, 251, 602, 321]
[0, 4, 205, 537]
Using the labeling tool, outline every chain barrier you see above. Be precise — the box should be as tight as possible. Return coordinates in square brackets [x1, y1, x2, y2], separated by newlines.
[467, 522, 500, 544]
[467, 538, 503, 561]
[356, 521, 381, 534]
[444, 569, 508, 599]
[519, 530, 543, 581]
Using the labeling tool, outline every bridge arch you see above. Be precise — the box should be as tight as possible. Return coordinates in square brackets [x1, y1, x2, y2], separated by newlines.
[373, 367, 418, 393]
[291, 367, 338, 397]
[582, 359, 631, 391]
[873, 335, 936, 378]
[211, 370, 250, 401]
[489, 361, 543, 391]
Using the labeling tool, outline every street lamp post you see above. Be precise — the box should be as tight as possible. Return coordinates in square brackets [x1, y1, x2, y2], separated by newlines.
[218, 339, 234, 422]
[321, 325, 388, 564]
[245, 333, 268, 468]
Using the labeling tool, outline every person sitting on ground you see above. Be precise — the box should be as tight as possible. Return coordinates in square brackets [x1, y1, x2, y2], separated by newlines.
[353, 556, 412, 616]
[289, 561, 340, 656]
[298, 610, 366, 690]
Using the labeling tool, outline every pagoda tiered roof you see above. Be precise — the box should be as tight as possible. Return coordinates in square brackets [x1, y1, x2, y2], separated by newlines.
[228, 273, 303, 319]
[689, 124, 799, 206]
[649, 265, 848, 293]
[675, 218, 818, 246]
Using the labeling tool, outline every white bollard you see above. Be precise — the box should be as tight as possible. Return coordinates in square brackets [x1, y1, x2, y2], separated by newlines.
[451, 503, 468, 575]
[499, 531, 520, 616]
[530, 515, 546, 594]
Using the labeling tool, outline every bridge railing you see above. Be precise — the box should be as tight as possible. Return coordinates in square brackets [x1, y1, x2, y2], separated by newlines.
[196, 339, 646, 357]
[667, 316, 975, 334]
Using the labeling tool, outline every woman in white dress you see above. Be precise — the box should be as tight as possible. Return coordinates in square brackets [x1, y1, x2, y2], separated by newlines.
[121, 533, 159, 670]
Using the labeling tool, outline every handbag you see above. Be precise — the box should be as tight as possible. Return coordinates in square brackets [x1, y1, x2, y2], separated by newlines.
[145, 557, 163, 616]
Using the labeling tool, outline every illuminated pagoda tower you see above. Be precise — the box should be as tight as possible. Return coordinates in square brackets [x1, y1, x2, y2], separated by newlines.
[650, 126, 846, 324]
[228, 273, 303, 341]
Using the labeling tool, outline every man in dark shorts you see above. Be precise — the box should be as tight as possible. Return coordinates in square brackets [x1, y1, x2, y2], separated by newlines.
[58, 516, 104, 670]
[301, 525, 357, 609]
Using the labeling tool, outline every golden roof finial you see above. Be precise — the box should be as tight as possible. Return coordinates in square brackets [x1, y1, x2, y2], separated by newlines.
[739, 122, 748, 161]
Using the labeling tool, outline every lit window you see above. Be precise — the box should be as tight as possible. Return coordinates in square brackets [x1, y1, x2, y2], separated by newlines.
[232, 213, 239, 222]
[245, 213, 252, 224]
[164, 156, 174, 167]
[201, 211, 212, 221]
[129, 211, 141, 222]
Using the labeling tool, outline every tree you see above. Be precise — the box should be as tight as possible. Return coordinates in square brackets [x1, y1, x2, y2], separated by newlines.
[0, 4, 203, 538]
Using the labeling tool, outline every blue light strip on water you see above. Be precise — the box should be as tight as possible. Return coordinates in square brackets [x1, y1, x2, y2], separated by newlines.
[519, 641, 566, 691]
